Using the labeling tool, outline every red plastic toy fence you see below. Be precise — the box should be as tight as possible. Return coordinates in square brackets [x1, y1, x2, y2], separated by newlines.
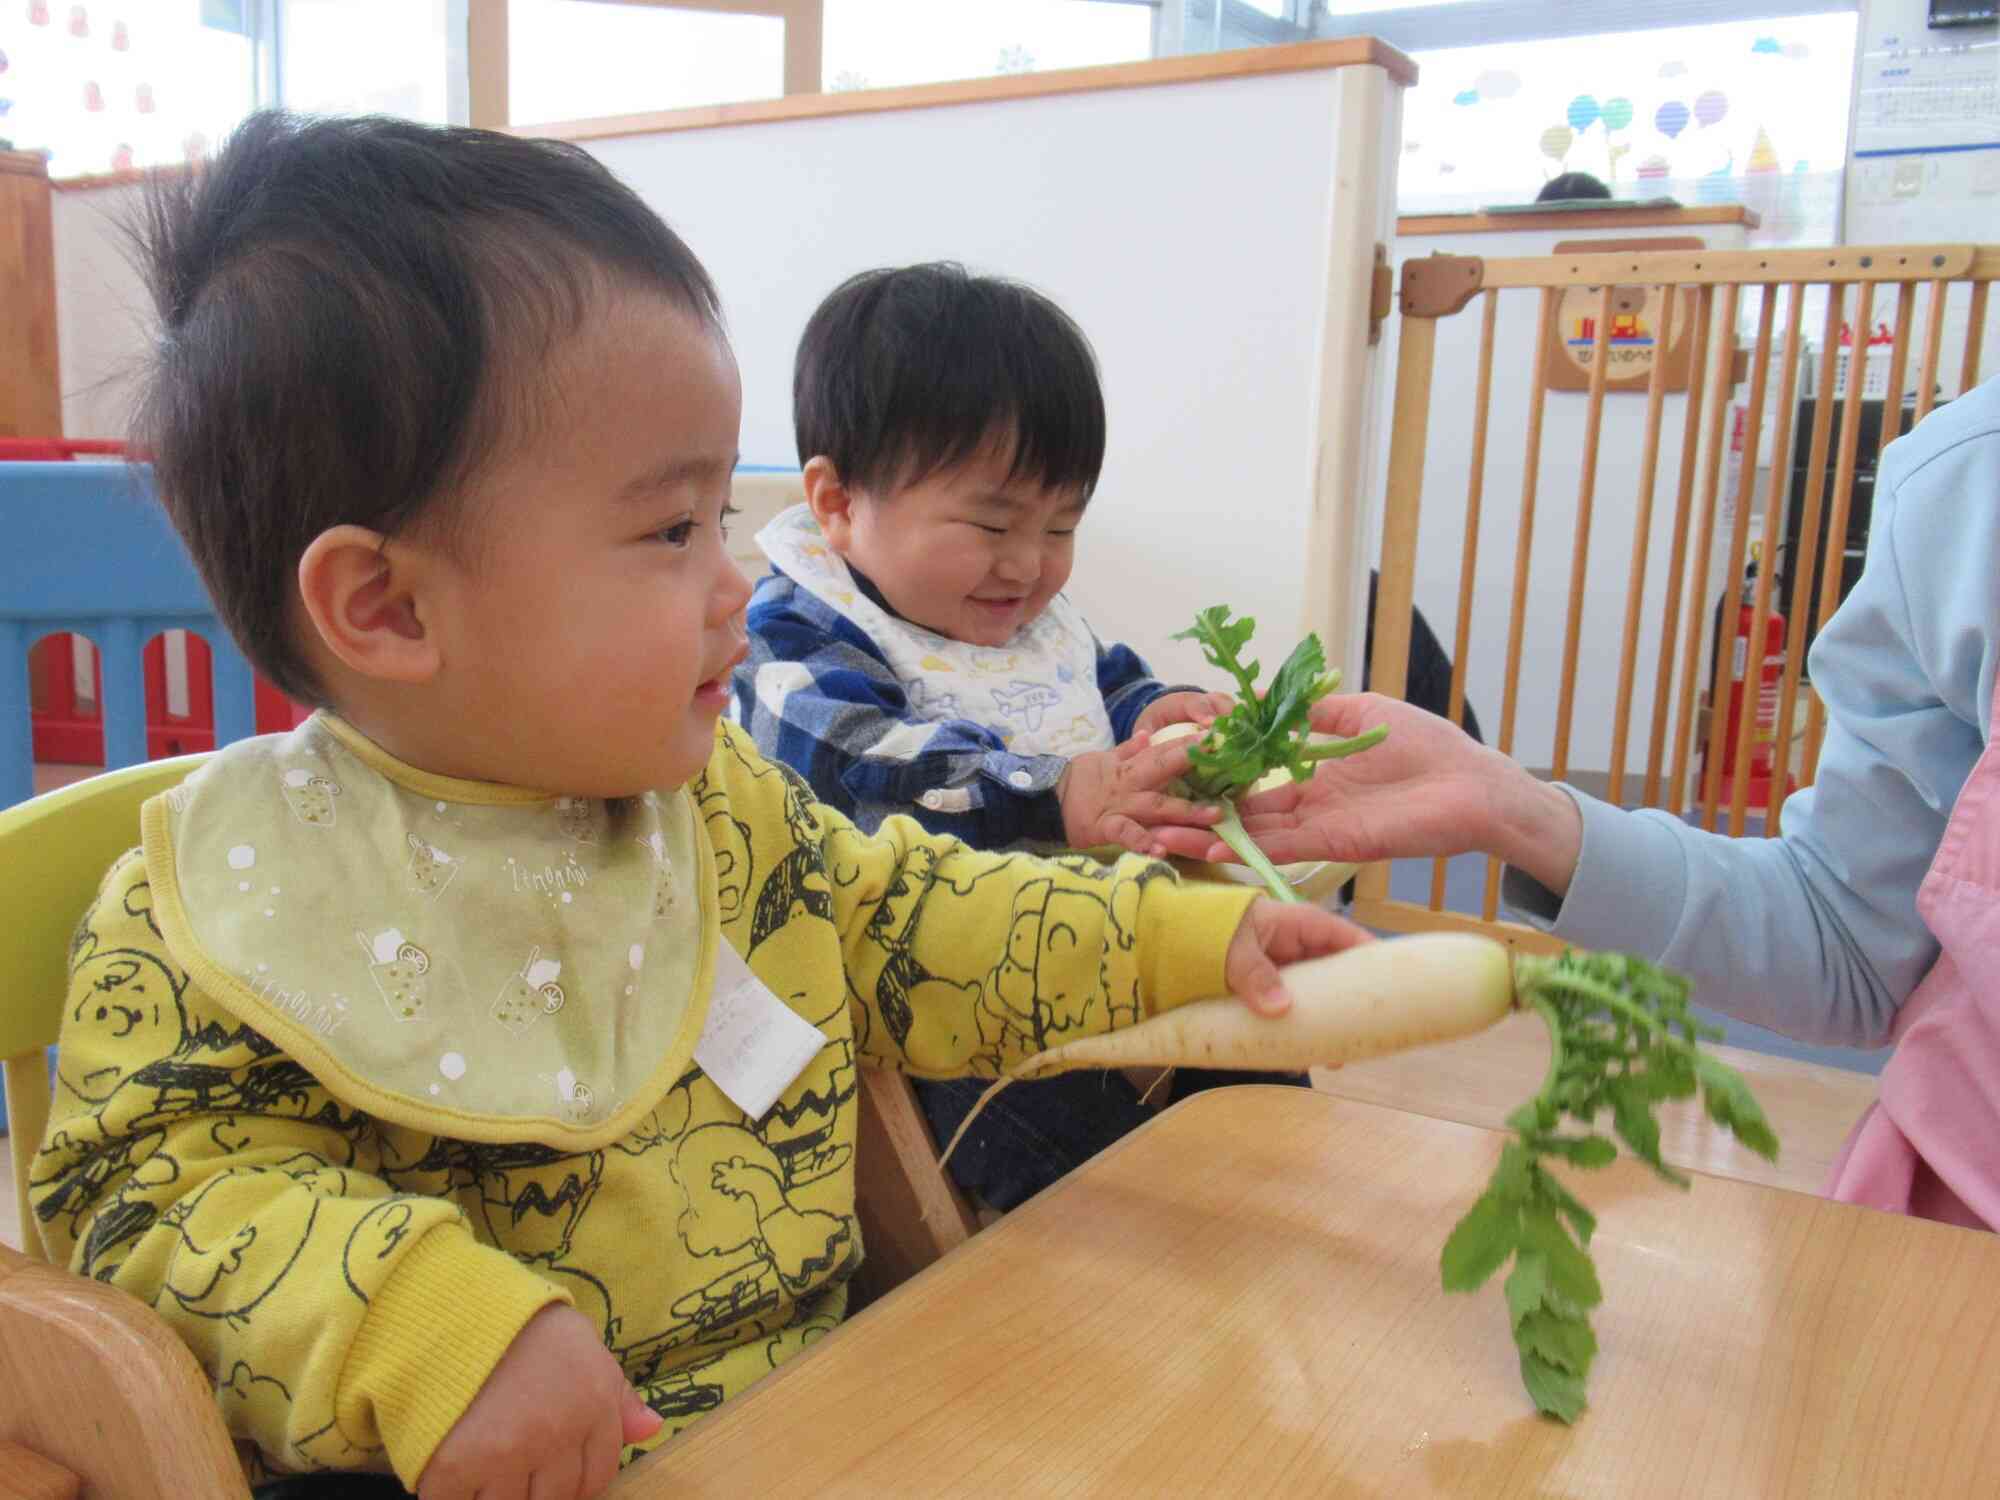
[8, 439, 312, 764]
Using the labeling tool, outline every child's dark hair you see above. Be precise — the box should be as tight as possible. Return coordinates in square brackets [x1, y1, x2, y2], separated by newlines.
[792, 262, 1105, 500]
[1536, 170, 1612, 202]
[133, 110, 722, 703]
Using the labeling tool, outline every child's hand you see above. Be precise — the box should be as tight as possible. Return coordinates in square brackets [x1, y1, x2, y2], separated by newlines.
[1058, 736, 1221, 853]
[1223, 897, 1373, 1017]
[418, 1303, 662, 1500]
[1132, 690, 1234, 740]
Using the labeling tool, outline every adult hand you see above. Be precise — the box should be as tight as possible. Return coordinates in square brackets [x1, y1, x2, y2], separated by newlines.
[1146, 693, 1584, 897]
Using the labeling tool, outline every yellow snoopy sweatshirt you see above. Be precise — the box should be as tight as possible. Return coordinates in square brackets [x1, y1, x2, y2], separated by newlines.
[29, 714, 1255, 1488]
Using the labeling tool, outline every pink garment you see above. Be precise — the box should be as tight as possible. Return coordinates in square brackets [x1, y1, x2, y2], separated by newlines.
[1826, 686, 2000, 1232]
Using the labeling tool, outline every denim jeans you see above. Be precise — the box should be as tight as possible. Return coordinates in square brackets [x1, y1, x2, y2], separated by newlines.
[252, 1476, 411, 1498]
[916, 1066, 1308, 1212]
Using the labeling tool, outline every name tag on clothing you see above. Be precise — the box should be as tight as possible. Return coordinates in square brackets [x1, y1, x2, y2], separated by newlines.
[694, 940, 829, 1119]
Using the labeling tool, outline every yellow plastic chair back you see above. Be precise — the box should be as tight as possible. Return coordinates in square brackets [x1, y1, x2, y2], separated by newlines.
[0, 755, 208, 1260]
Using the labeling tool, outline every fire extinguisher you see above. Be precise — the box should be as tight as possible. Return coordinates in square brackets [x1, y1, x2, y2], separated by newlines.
[1704, 542, 1795, 814]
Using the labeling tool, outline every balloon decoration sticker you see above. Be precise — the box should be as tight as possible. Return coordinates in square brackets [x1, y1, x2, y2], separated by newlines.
[1695, 90, 1729, 129]
[1540, 239, 1707, 394]
[1540, 124, 1573, 164]
[1655, 100, 1690, 140]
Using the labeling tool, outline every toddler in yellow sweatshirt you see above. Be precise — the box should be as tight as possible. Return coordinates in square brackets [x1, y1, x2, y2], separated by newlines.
[29, 111, 1365, 1500]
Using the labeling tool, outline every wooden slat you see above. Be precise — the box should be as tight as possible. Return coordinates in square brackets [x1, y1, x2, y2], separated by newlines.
[848, 1068, 976, 1309]
[1802, 280, 1878, 783]
[1877, 280, 1920, 452]
[1726, 284, 1805, 835]
[1915, 278, 1949, 424]
[1962, 279, 1990, 396]
[1642, 284, 1715, 809]
[1431, 289, 1498, 912]
[1355, 312, 1439, 909]
[779, 0, 824, 97]
[1666, 283, 1742, 817]
[1768, 287, 1849, 834]
[467, 0, 509, 129]
[0, 153, 62, 438]
[1473, 244, 1973, 292]
[1698, 285, 1777, 832]
[1605, 283, 1680, 808]
[1549, 283, 1617, 783]
[1483, 288, 1559, 922]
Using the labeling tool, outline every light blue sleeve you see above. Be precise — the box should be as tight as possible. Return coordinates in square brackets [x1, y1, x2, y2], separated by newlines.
[1504, 379, 2000, 1047]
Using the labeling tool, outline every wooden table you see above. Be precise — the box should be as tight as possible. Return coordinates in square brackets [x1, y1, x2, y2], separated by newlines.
[612, 1087, 1999, 1499]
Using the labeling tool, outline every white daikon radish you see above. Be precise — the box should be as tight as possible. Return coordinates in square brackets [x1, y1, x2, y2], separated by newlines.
[940, 933, 1514, 1164]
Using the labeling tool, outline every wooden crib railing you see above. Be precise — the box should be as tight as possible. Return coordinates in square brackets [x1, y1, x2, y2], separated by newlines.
[1357, 243, 2000, 950]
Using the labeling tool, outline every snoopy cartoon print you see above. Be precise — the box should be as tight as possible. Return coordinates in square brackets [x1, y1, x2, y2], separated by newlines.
[494, 946, 565, 1035]
[672, 1124, 852, 1300]
[279, 767, 341, 828]
[358, 929, 432, 1023]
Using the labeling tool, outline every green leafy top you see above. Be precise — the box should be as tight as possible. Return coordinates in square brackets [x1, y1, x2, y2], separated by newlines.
[1171, 605, 1383, 801]
[1440, 951, 1780, 1423]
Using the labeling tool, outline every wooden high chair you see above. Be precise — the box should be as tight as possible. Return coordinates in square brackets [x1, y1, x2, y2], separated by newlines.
[724, 468, 979, 1301]
[0, 756, 250, 1498]
[0, 746, 972, 1495]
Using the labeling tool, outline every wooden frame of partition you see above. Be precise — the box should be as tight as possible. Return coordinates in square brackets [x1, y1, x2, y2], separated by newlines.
[1357, 243, 2000, 954]
[468, 0, 827, 129]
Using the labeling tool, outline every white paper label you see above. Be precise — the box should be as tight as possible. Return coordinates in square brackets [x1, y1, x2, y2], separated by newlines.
[693, 941, 828, 1119]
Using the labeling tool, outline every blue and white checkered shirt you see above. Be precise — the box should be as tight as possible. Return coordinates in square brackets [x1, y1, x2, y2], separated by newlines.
[733, 567, 1180, 848]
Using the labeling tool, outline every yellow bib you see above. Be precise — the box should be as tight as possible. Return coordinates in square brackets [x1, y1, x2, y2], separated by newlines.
[141, 715, 717, 1149]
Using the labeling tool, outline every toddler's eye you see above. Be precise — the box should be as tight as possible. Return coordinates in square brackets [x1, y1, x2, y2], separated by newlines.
[720, 503, 741, 539]
[655, 518, 697, 549]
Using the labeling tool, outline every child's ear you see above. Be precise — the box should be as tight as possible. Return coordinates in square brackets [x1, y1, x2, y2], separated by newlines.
[296, 526, 442, 685]
[801, 456, 857, 552]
